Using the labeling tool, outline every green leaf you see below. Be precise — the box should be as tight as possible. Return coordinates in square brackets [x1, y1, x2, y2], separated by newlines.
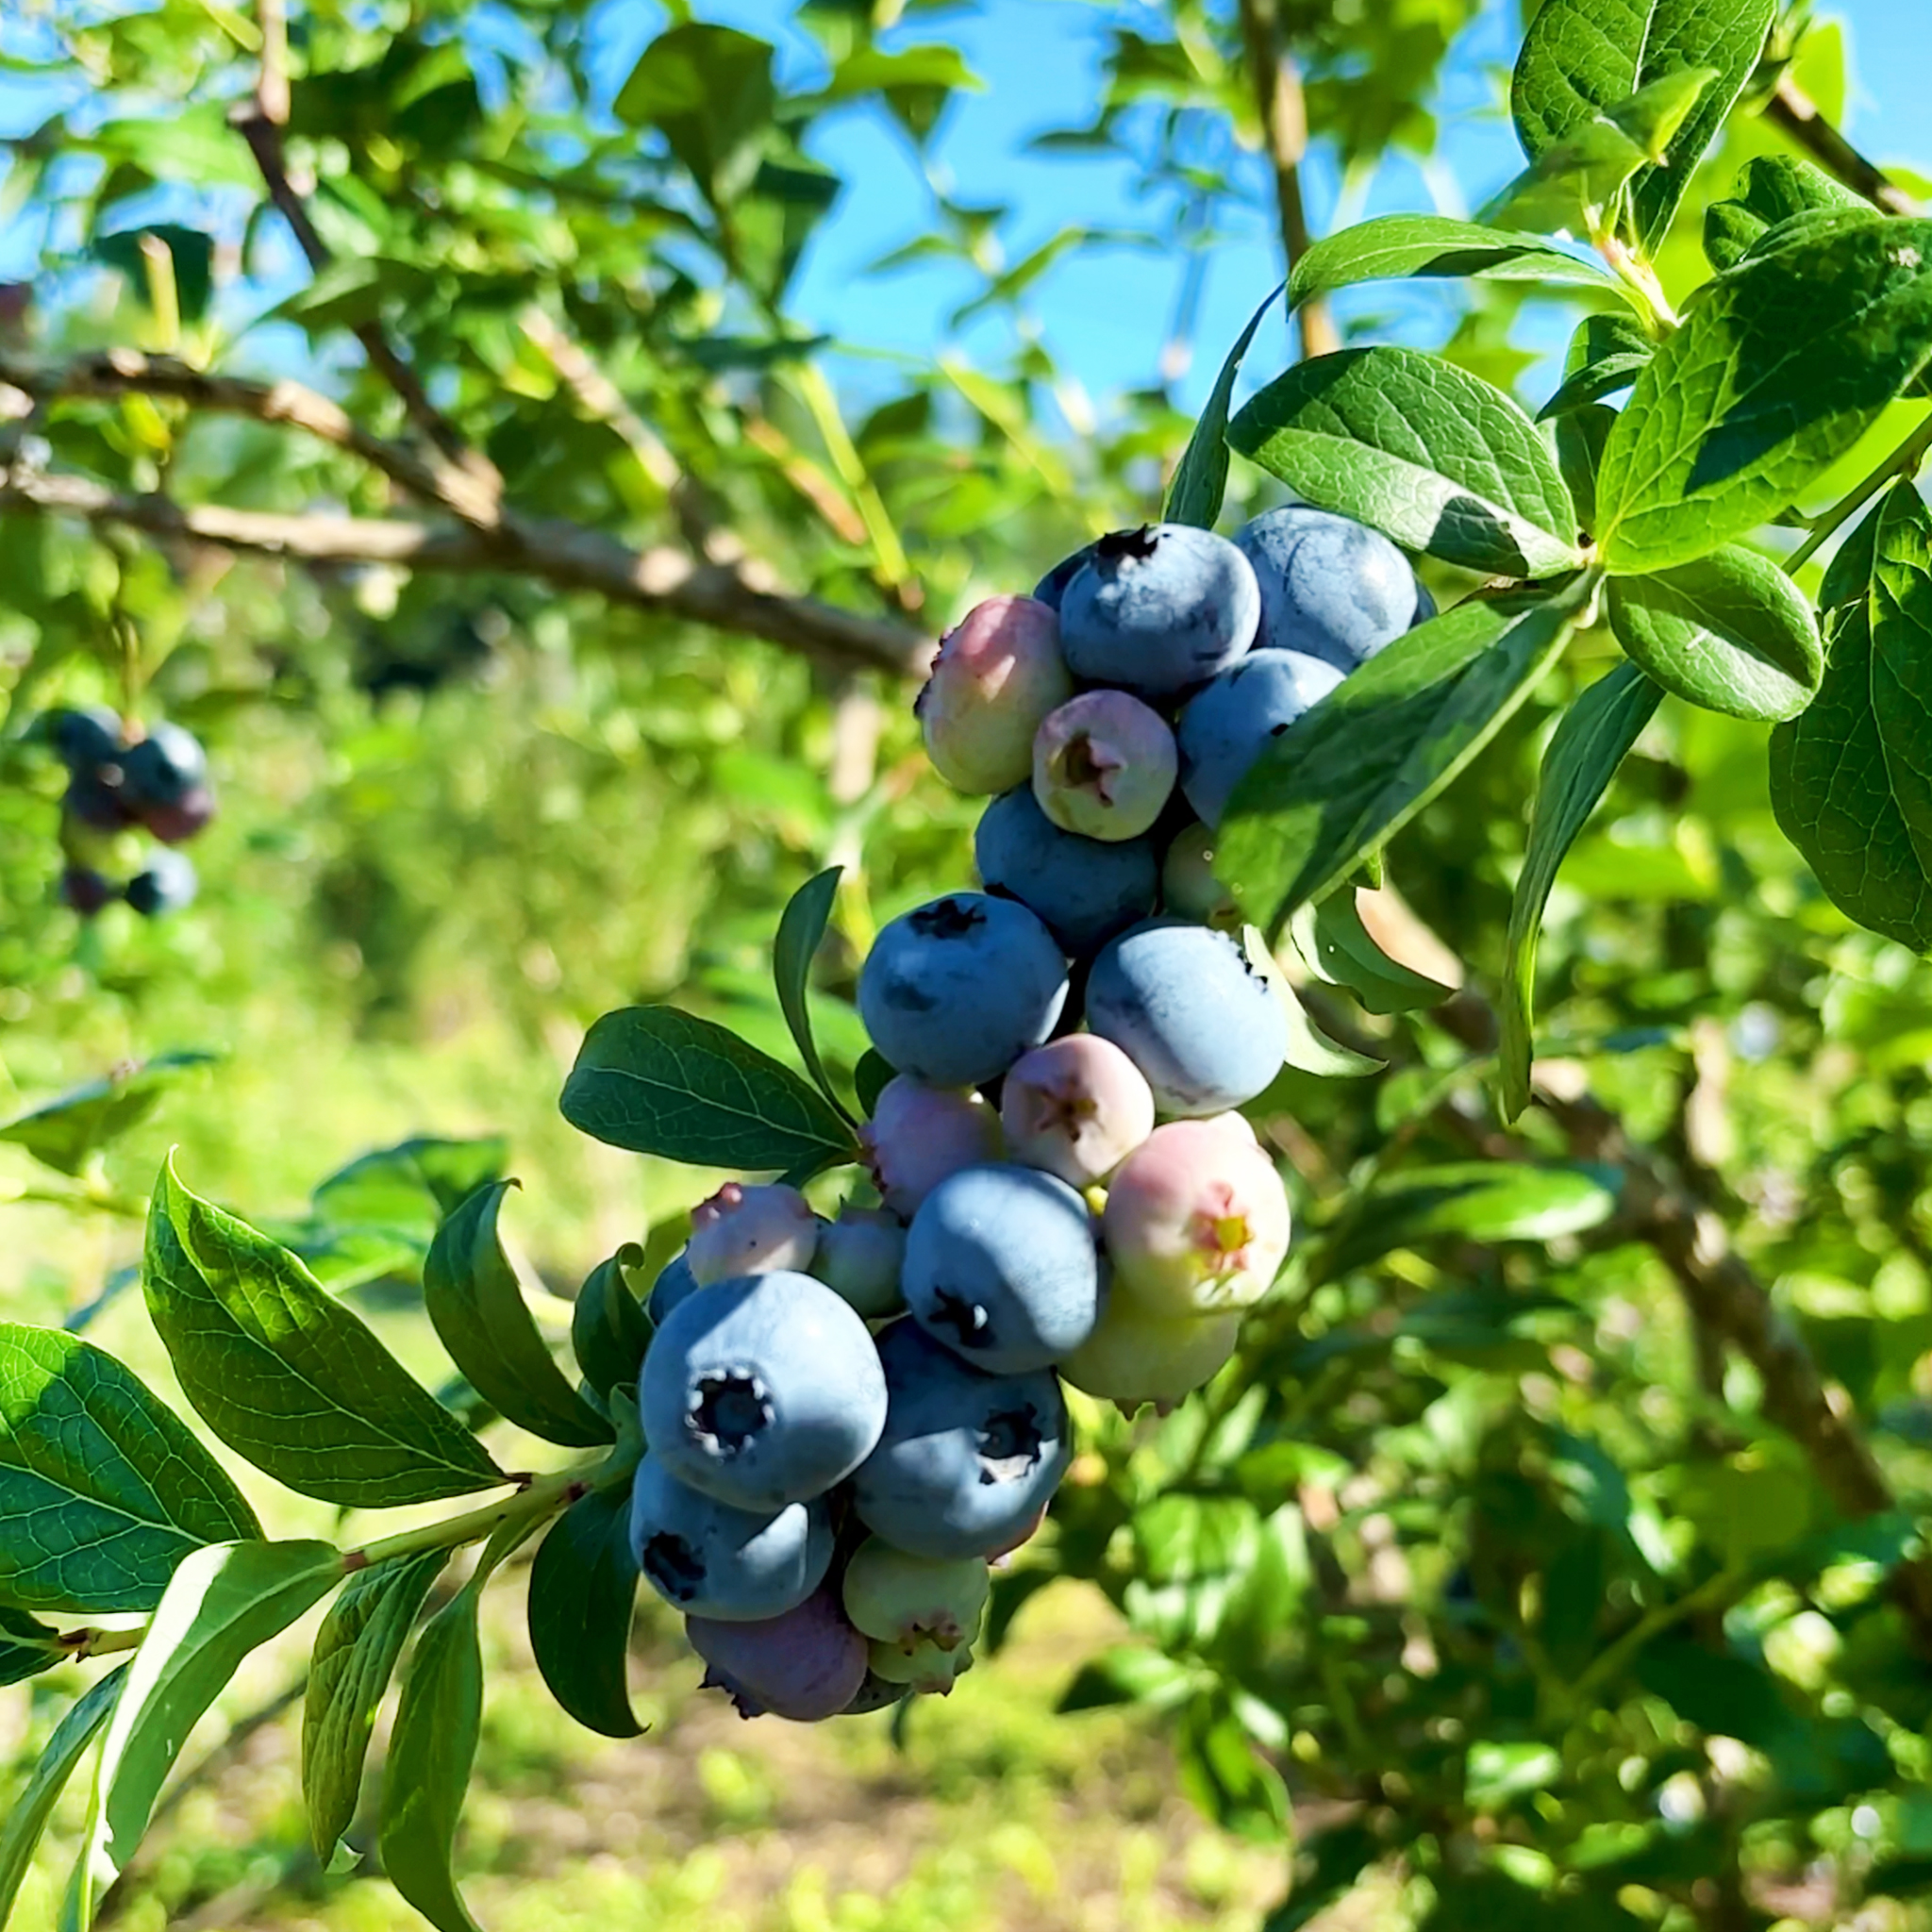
[1607, 544, 1824, 720]
[1703, 201, 1769, 275]
[0, 1324, 259, 1615]
[1770, 496, 1932, 950]
[0, 1665, 126, 1932]
[143, 1156, 509, 1508]
[1164, 283, 1281, 530]
[73, 1541, 343, 1916]
[614, 23, 776, 203]
[1328, 1164, 1619, 1273]
[1596, 218, 1932, 574]
[527, 1488, 643, 1740]
[773, 866, 854, 1121]
[312, 1136, 509, 1234]
[1540, 313, 1655, 421]
[0, 1049, 218, 1177]
[1467, 1740, 1563, 1810]
[1227, 347, 1580, 579]
[1870, 481, 1932, 878]
[1289, 216, 1626, 312]
[571, 1247, 653, 1407]
[1241, 929, 1384, 1078]
[424, 1183, 611, 1449]
[1510, 0, 1777, 252]
[1216, 577, 1595, 932]
[89, 225, 215, 325]
[302, 1549, 448, 1859]
[560, 1006, 859, 1174]
[1555, 402, 1617, 538]
[1287, 893, 1455, 1014]
[855, 1049, 896, 1119]
[0, 1604, 59, 1685]
[1706, 155, 1870, 272]
[1500, 662, 1664, 1120]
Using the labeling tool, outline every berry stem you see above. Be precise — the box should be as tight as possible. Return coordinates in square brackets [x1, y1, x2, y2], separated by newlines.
[340, 1461, 597, 1574]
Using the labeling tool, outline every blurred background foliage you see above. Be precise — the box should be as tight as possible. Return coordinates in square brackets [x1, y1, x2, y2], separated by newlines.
[4, 2, 1932, 1930]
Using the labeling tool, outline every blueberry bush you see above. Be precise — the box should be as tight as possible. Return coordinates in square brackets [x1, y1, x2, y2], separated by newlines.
[7, 2, 1932, 1930]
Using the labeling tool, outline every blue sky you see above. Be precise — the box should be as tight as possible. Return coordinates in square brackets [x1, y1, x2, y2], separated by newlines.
[3, 1, 1928, 419]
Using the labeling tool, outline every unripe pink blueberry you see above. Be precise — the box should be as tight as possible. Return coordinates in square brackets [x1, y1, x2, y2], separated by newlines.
[1102, 1119, 1290, 1318]
[1059, 1297, 1241, 1414]
[687, 1587, 869, 1722]
[813, 1207, 907, 1319]
[917, 596, 1074, 796]
[1000, 1035, 1155, 1188]
[687, 1182, 818, 1286]
[841, 1536, 989, 1653]
[1032, 690, 1176, 842]
[861, 1075, 1004, 1220]
[867, 1632, 976, 1694]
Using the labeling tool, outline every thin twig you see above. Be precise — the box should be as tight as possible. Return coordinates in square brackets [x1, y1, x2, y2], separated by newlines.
[1, 470, 932, 675]
[1236, 0, 1339, 358]
[1764, 73, 1923, 217]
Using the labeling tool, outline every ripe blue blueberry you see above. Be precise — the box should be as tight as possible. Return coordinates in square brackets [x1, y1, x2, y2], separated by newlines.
[1086, 919, 1287, 1116]
[125, 849, 198, 918]
[1176, 648, 1345, 828]
[687, 1587, 869, 1722]
[648, 1248, 700, 1325]
[903, 1163, 1101, 1374]
[49, 706, 124, 772]
[1058, 524, 1259, 698]
[974, 787, 1158, 956]
[121, 722, 207, 805]
[853, 1320, 1072, 1561]
[1032, 541, 1099, 612]
[640, 1270, 888, 1512]
[59, 866, 117, 917]
[1234, 507, 1432, 672]
[630, 1452, 832, 1623]
[858, 892, 1067, 1089]
[62, 771, 132, 833]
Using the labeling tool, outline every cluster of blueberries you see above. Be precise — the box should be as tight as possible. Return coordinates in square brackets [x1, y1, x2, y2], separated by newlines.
[46, 707, 214, 918]
[625, 506, 1431, 1723]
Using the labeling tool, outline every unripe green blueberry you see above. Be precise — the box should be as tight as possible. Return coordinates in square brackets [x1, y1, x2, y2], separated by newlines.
[1159, 823, 1237, 924]
[841, 1535, 990, 1653]
[1000, 1035, 1155, 1188]
[813, 1207, 907, 1318]
[1032, 690, 1176, 842]
[862, 1074, 1004, 1219]
[867, 1632, 976, 1694]
[687, 1182, 819, 1286]
[1058, 1296, 1241, 1414]
[917, 596, 1074, 795]
[1102, 1119, 1291, 1318]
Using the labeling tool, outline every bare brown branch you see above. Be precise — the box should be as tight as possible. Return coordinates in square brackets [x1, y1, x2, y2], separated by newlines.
[1, 470, 932, 677]
[1236, 0, 1339, 359]
[1765, 73, 1923, 217]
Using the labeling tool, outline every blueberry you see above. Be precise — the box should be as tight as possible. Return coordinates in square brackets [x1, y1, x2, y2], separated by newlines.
[141, 785, 216, 846]
[1032, 690, 1177, 843]
[687, 1182, 818, 1286]
[1059, 524, 1259, 698]
[841, 1534, 990, 1654]
[59, 866, 118, 917]
[867, 1631, 975, 1694]
[1000, 1036, 1155, 1189]
[639, 1270, 888, 1512]
[858, 893, 1067, 1089]
[974, 788, 1158, 957]
[1086, 919, 1287, 1116]
[1234, 507, 1431, 672]
[852, 1320, 1073, 1562]
[861, 1075, 1004, 1220]
[1059, 1296, 1241, 1414]
[648, 1248, 700, 1325]
[1176, 649, 1344, 829]
[687, 1587, 869, 1722]
[125, 849, 198, 918]
[916, 596, 1074, 796]
[1032, 541, 1099, 612]
[903, 1163, 1101, 1374]
[630, 1452, 832, 1623]
[48, 706, 124, 772]
[62, 771, 134, 833]
[121, 722, 208, 806]
[1158, 823, 1236, 924]
[812, 1207, 907, 1319]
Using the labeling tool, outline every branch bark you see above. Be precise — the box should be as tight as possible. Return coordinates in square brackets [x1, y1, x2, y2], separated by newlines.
[1764, 73, 1923, 217]
[1, 470, 931, 676]
[1236, 0, 1339, 359]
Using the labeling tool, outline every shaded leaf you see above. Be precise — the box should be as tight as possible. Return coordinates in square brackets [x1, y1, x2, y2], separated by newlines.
[1288, 892, 1454, 1014]
[614, 23, 775, 202]
[1540, 313, 1655, 421]
[1241, 928, 1384, 1078]
[570, 1246, 653, 1407]
[855, 1049, 896, 1119]
[1217, 577, 1595, 931]
[1705, 155, 1869, 271]
[0, 1050, 217, 1177]
[0, 1666, 127, 1932]
[527, 1487, 643, 1740]
[1164, 283, 1281, 529]
[1868, 479, 1932, 876]
[312, 1137, 509, 1234]
[1228, 347, 1580, 579]
[773, 866, 853, 1120]
[425, 1183, 610, 1448]
[302, 1550, 448, 1858]
[1596, 218, 1932, 574]
[560, 1006, 858, 1174]
[1289, 216, 1624, 311]
[1326, 1164, 1619, 1274]
[143, 1156, 508, 1507]
[1556, 402, 1617, 538]
[1500, 662, 1664, 1120]
[0, 1323, 259, 1615]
